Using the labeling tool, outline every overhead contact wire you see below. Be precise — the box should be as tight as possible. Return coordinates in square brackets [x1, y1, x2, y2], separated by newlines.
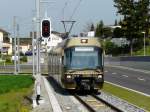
[69, 0, 82, 20]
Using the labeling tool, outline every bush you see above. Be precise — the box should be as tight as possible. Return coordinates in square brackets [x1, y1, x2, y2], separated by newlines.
[20, 52, 25, 56]
[104, 40, 130, 56]
[5, 58, 11, 63]
[105, 41, 119, 55]
[20, 56, 27, 62]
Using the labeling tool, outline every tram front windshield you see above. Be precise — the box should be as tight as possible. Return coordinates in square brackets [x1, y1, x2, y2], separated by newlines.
[64, 47, 103, 69]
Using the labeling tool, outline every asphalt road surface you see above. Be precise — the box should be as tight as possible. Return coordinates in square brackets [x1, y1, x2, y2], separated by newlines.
[104, 66, 150, 95]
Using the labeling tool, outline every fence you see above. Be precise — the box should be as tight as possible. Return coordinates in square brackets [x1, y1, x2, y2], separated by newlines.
[0, 53, 48, 74]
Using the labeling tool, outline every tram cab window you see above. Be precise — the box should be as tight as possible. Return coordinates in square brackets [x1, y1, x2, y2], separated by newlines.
[64, 47, 103, 69]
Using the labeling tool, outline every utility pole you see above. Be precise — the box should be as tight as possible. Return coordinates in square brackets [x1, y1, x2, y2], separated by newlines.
[32, 18, 36, 76]
[35, 0, 41, 104]
[36, 0, 41, 75]
[35, 0, 54, 104]
[17, 24, 20, 73]
[142, 32, 146, 56]
[13, 16, 17, 74]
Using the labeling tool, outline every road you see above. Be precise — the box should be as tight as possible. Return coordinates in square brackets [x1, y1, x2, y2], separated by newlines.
[104, 66, 150, 95]
[1, 59, 150, 96]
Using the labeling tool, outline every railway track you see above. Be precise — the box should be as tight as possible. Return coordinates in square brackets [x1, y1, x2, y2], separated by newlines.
[74, 93, 121, 112]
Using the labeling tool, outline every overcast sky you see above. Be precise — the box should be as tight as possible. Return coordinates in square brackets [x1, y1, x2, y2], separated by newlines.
[0, 0, 120, 36]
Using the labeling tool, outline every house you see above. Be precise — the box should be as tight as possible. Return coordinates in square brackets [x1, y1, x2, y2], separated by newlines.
[0, 28, 11, 55]
[46, 32, 63, 52]
[11, 37, 32, 54]
[39, 31, 63, 52]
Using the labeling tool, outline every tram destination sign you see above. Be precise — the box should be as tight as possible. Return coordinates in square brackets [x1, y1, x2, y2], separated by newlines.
[75, 47, 94, 52]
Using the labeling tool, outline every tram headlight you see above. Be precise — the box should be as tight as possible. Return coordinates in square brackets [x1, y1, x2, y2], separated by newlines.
[66, 75, 71, 79]
[97, 75, 102, 79]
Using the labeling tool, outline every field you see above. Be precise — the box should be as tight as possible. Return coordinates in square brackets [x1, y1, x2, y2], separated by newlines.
[0, 75, 34, 112]
[102, 82, 150, 111]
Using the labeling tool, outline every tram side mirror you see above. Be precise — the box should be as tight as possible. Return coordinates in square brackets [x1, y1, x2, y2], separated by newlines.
[62, 56, 64, 66]
[96, 66, 101, 69]
[63, 66, 67, 72]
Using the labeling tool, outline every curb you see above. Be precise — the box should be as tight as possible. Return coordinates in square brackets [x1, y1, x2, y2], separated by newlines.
[42, 76, 63, 112]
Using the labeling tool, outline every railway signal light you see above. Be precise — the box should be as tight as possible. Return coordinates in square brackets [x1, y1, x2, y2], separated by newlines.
[41, 19, 51, 38]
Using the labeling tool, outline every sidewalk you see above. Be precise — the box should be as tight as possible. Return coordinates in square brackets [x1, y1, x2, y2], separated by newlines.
[32, 76, 53, 112]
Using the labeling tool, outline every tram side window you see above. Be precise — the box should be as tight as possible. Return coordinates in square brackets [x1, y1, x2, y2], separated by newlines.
[98, 49, 103, 68]
[64, 50, 70, 67]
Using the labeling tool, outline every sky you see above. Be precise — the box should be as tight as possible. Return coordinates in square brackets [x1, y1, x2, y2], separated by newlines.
[0, 0, 120, 37]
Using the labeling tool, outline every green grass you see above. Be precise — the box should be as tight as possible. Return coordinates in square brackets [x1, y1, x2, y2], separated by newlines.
[0, 75, 34, 94]
[133, 46, 150, 56]
[0, 87, 33, 112]
[0, 75, 34, 112]
[102, 82, 150, 112]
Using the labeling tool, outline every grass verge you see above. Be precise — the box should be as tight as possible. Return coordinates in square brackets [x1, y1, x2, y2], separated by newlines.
[102, 82, 150, 112]
[133, 46, 150, 56]
[0, 75, 34, 112]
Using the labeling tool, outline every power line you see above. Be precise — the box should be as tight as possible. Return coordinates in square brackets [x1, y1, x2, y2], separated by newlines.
[69, 0, 82, 20]
[61, 0, 70, 20]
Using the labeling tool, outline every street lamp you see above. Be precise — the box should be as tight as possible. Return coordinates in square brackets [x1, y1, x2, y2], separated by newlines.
[142, 32, 146, 56]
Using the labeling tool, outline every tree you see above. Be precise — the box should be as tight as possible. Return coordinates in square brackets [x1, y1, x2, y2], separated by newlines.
[114, 19, 118, 26]
[90, 24, 95, 31]
[137, 0, 149, 34]
[95, 20, 112, 38]
[83, 22, 94, 32]
[95, 20, 104, 37]
[103, 27, 112, 38]
[113, 27, 124, 38]
[113, 0, 150, 55]
[104, 40, 120, 56]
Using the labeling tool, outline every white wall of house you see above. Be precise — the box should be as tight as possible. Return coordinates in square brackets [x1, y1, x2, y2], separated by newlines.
[20, 44, 30, 54]
[111, 38, 129, 47]
[0, 30, 12, 55]
[1, 43, 12, 55]
[0, 32, 3, 50]
[0, 32, 3, 42]
[87, 31, 95, 37]
[46, 34, 62, 52]
[7, 43, 12, 55]
[7, 44, 30, 55]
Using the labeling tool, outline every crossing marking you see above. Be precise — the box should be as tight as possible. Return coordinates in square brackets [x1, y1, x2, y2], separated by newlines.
[122, 75, 128, 78]
[112, 72, 117, 75]
[137, 77, 145, 81]
[104, 70, 108, 73]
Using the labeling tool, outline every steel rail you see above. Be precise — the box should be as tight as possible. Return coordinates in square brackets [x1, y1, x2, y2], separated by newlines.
[73, 93, 121, 112]
[74, 94, 96, 112]
[92, 94, 123, 112]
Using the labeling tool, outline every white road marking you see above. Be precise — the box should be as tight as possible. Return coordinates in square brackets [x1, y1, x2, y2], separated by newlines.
[137, 77, 145, 81]
[122, 75, 128, 78]
[105, 70, 108, 73]
[112, 72, 117, 75]
[105, 81, 150, 97]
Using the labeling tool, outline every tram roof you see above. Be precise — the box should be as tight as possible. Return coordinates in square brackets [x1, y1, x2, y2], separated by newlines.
[50, 37, 102, 54]
[65, 37, 101, 48]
